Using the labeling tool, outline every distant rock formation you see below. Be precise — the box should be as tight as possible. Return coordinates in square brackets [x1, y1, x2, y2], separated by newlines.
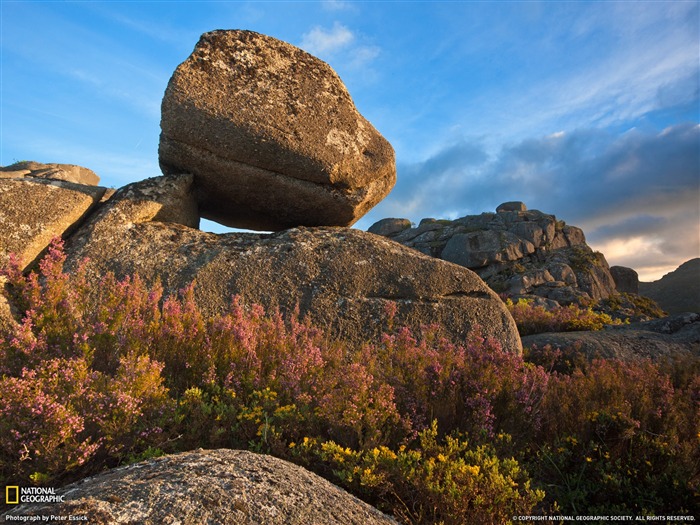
[368, 202, 617, 306]
[5, 449, 399, 525]
[159, 29, 395, 231]
[640, 258, 700, 314]
[63, 174, 521, 352]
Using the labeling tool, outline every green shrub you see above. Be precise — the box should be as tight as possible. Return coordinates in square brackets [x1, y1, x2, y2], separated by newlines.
[506, 298, 622, 335]
[292, 422, 544, 525]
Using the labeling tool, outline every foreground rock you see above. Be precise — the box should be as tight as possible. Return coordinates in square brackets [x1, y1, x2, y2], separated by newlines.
[64, 175, 521, 352]
[0, 176, 107, 271]
[522, 313, 700, 362]
[369, 202, 617, 306]
[160, 29, 395, 231]
[640, 259, 700, 314]
[0, 160, 100, 185]
[6, 449, 398, 525]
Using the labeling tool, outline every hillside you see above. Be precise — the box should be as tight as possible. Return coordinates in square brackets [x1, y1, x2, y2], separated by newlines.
[640, 258, 700, 314]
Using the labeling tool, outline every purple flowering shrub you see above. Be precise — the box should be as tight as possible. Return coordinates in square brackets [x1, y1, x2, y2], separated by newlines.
[1, 240, 697, 521]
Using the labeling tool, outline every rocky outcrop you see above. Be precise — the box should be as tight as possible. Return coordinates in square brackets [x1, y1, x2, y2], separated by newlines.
[1, 160, 100, 185]
[610, 265, 639, 294]
[369, 202, 617, 306]
[0, 176, 107, 271]
[64, 175, 521, 352]
[521, 313, 700, 362]
[640, 259, 700, 314]
[5, 449, 399, 525]
[159, 29, 395, 231]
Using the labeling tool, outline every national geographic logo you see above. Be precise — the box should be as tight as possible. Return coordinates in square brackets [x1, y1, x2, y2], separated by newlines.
[4, 486, 65, 504]
[5, 486, 18, 504]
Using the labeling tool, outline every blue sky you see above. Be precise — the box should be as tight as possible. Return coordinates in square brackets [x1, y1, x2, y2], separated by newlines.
[1, 1, 698, 281]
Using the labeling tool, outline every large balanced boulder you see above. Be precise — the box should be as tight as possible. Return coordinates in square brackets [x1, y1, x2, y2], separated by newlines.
[159, 30, 395, 231]
[5, 449, 399, 525]
[0, 177, 107, 271]
[64, 175, 521, 352]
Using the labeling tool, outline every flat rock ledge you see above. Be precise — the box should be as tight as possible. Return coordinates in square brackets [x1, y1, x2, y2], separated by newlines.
[4, 449, 398, 524]
[522, 313, 700, 362]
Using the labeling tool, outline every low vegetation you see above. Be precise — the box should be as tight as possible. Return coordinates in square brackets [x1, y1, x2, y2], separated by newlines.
[1, 241, 698, 522]
[505, 297, 624, 336]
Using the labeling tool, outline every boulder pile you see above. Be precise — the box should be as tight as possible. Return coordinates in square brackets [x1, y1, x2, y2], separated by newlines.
[369, 202, 619, 306]
[0, 29, 520, 353]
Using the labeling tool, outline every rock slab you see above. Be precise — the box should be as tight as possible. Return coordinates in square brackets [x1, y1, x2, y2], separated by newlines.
[0, 177, 107, 271]
[522, 313, 700, 362]
[160, 29, 396, 231]
[64, 175, 521, 353]
[1, 160, 100, 185]
[5, 449, 399, 525]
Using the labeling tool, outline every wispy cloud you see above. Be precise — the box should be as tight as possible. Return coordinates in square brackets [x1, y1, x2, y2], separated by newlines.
[300, 22, 354, 56]
[299, 21, 380, 75]
[321, 0, 356, 12]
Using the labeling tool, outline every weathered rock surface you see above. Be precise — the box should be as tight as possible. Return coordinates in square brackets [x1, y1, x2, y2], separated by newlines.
[1, 160, 100, 185]
[640, 258, 700, 314]
[521, 313, 700, 362]
[159, 29, 395, 231]
[369, 203, 617, 306]
[64, 175, 521, 352]
[610, 265, 639, 294]
[0, 177, 107, 271]
[5, 449, 399, 525]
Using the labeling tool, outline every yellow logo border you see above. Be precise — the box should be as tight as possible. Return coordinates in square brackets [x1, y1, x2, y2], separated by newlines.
[6, 485, 19, 504]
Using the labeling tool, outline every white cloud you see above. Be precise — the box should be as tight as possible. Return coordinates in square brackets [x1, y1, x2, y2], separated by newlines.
[348, 45, 381, 70]
[322, 0, 355, 11]
[299, 22, 354, 56]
